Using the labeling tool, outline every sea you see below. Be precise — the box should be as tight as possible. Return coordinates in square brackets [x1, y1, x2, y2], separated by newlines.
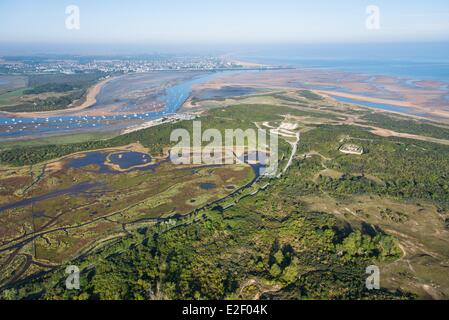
[235, 42, 449, 82]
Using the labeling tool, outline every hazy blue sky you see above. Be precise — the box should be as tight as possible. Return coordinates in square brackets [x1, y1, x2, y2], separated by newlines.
[1, 0, 449, 44]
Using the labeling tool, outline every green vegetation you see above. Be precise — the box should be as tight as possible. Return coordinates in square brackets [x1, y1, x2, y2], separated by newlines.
[0, 121, 188, 165]
[0, 131, 116, 149]
[0, 104, 290, 166]
[0, 72, 106, 112]
[298, 90, 323, 101]
[27, 73, 106, 88]
[0, 88, 27, 105]
[295, 124, 449, 207]
[2, 99, 449, 300]
[6, 185, 407, 300]
[0, 76, 28, 95]
[1, 91, 85, 112]
[363, 113, 449, 140]
[23, 83, 75, 95]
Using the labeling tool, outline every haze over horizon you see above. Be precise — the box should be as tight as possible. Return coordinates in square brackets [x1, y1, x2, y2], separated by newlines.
[1, 0, 449, 53]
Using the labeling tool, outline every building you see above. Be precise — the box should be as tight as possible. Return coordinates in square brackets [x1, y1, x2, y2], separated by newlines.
[339, 143, 364, 155]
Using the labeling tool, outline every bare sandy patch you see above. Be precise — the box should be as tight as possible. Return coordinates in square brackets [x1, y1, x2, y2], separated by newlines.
[368, 127, 449, 145]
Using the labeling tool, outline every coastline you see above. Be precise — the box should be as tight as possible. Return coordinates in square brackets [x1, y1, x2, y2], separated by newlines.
[316, 89, 449, 121]
[1, 76, 116, 118]
[189, 60, 449, 123]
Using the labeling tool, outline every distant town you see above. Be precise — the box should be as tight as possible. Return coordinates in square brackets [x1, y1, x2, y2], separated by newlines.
[0, 55, 273, 75]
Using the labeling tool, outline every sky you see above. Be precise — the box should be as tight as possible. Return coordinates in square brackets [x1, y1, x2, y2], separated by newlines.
[1, 0, 449, 46]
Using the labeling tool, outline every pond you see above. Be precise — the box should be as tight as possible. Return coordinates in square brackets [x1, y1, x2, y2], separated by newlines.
[333, 96, 411, 113]
[66, 151, 157, 173]
[199, 183, 217, 190]
[109, 152, 151, 170]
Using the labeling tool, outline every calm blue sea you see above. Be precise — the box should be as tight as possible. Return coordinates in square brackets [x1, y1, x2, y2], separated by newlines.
[237, 43, 449, 82]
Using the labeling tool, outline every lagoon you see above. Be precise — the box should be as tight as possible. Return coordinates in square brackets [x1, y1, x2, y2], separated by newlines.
[333, 96, 410, 113]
